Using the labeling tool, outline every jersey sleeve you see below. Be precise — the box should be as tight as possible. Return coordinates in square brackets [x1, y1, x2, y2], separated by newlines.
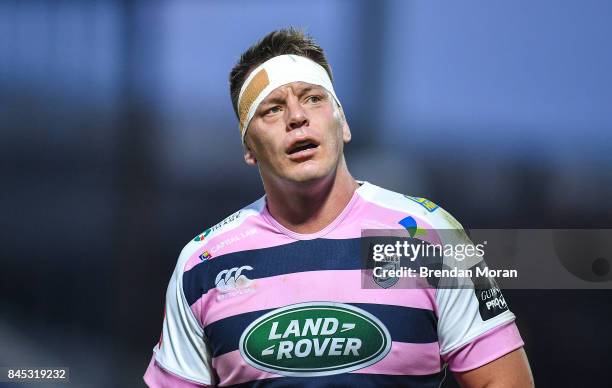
[144, 245, 215, 387]
[430, 207, 524, 371]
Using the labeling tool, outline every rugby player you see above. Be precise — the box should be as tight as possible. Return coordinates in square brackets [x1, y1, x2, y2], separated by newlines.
[144, 28, 534, 387]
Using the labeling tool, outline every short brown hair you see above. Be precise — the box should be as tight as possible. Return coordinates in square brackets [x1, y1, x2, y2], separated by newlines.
[229, 27, 333, 119]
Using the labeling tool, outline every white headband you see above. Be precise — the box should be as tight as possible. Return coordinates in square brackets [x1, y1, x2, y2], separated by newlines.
[237, 54, 341, 142]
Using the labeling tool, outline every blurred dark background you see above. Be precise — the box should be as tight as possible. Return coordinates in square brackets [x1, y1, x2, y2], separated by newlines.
[1, 1, 611, 387]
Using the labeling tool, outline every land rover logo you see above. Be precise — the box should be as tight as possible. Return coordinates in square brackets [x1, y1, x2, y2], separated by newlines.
[238, 302, 391, 376]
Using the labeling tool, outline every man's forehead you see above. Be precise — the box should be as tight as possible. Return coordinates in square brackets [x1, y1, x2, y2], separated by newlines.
[262, 81, 325, 101]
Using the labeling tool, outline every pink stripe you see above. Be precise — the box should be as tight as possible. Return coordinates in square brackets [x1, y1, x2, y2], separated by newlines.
[212, 341, 440, 386]
[443, 322, 524, 372]
[190, 297, 203, 327]
[186, 192, 445, 272]
[355, 341, 441, 375]
[200, 270, 436, 327]
[325, 199, 441, 243]
[143, 356, 210, 387]
[212, 350, 280, 386]
[185, 215, 293, 272]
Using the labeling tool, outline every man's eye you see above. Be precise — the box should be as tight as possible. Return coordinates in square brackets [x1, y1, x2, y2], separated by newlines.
[306, 95, 322, 103]
[265, 106, 281, 115]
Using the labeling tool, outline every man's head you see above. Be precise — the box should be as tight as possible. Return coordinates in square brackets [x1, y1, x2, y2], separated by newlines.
[229, 28, 333, 121]
[229, 28, 352, 186]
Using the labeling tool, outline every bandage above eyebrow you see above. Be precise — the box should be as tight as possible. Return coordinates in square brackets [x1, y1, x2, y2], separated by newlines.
[237, 54, 341, 141]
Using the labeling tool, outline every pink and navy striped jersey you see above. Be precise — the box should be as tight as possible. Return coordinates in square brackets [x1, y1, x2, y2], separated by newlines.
[144, 181, 524, 387]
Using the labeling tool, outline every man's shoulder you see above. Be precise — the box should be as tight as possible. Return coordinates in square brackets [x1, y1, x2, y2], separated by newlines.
[190, 196, 265, 246]
[360, 181, 465, 230]
[176, 196, 266, 266]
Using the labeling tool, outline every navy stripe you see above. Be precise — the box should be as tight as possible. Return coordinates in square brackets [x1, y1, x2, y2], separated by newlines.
[184, 238, 364, 305]
[225, 372, 445, 388]
[204, 303, 437, 358]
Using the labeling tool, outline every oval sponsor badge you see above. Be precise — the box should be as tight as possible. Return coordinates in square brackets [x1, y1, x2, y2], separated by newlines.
[238, 302, 391, 377]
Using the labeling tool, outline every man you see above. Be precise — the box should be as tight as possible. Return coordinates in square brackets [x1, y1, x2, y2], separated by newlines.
[144, 28, 533, 387]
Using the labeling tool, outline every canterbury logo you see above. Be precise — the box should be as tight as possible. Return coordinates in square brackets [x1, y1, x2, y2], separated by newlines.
[215, 266, 253, 292]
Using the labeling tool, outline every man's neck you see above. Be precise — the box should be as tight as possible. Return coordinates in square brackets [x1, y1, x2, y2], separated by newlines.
[263, 160, 359, 234]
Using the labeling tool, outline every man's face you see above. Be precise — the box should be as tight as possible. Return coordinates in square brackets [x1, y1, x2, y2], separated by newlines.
[243, 81, 351, 184]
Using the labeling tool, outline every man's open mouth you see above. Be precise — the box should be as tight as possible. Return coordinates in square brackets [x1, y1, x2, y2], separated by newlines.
[287, 140, 319, 155]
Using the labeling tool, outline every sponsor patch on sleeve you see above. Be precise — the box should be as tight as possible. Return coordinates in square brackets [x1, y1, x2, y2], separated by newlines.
[404, 195, 439, 212]
[469, 262, 509, 320]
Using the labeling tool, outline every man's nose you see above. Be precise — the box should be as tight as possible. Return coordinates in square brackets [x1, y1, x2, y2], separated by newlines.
[286, 97, 308, 130]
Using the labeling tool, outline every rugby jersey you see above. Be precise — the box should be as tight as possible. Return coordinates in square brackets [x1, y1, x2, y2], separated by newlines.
[144, 181, 523, 387]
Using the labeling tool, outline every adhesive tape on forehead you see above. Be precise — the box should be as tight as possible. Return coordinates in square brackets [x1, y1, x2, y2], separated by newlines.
[237, 54, 341, 142]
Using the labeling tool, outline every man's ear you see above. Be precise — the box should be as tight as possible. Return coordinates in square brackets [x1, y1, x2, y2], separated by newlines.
[339, 107, 351, 143]
[243, 139, 257, 166]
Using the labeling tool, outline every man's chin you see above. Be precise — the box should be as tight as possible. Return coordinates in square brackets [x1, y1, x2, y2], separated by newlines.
[284, 163, 330, 184]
